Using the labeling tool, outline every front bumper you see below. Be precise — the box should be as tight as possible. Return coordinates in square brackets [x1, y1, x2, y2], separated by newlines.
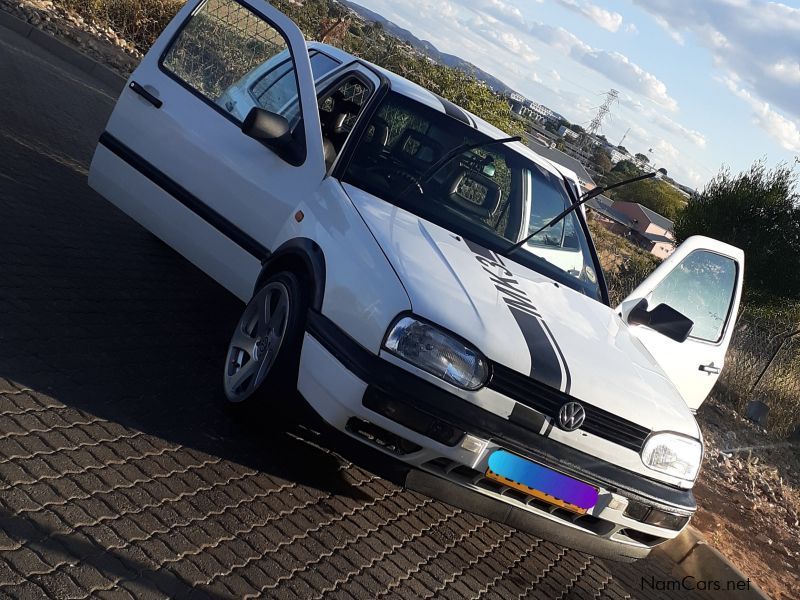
[298, 311, 696, 561]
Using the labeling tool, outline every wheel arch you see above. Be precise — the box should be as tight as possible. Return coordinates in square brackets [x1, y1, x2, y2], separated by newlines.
[254, 238, 326, 311]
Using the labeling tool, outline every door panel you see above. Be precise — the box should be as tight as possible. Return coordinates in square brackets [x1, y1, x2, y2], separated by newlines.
[89, 0, 325, 297]
[618, 236, 744, 411]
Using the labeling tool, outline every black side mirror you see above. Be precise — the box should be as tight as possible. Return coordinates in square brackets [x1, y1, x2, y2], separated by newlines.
[627, 299, 694, 343]
[242, 108, 304, 166]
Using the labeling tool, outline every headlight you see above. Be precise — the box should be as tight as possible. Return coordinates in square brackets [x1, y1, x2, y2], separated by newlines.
[641, 433, 703, 481]
[383, 316, 489, 390]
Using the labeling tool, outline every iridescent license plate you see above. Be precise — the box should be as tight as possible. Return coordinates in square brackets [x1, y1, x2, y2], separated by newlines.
[486, 450, 598, 514]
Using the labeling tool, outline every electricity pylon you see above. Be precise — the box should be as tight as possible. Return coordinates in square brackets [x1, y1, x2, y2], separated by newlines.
[578, 89, 619, 166]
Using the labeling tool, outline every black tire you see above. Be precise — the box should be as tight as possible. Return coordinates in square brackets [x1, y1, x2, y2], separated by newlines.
[223, 271, 308, 412]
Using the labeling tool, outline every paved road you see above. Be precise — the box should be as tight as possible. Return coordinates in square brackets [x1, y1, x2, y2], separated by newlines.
[0, 24, 712, 599]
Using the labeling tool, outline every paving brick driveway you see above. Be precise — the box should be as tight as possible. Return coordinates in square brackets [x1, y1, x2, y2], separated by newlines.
[0, 24, 715, 600]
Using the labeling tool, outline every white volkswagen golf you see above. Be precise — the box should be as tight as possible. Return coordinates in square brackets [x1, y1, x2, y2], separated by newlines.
[89, 0, 744, 561]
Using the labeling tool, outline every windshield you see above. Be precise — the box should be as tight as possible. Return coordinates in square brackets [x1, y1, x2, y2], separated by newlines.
[341, 92, 604, 301]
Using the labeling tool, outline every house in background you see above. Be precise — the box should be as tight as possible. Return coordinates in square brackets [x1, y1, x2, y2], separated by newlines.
[611, 201, 676, 259]
[585, 195, 635, 237]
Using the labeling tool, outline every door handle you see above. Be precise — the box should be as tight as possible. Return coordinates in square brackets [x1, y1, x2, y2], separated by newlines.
[699, 364, 721, 375]
[129, 81, 163, 109]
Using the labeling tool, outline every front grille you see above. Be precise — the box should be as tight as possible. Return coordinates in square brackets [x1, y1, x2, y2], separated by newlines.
[488, 364, 651, 452]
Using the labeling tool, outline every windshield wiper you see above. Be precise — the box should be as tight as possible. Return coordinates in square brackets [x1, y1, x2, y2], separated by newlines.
[398, 136, 521, 199]
[500, 170, 661, 256]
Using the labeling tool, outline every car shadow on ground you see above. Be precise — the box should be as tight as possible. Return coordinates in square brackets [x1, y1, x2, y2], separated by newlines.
[0, 141, 387, 503]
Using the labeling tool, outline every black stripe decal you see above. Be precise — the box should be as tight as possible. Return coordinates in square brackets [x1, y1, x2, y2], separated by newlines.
[98, 132, 270, 260]
[488, 248, 572, 393]
[508, 306, 563, 390]
[463, 239, 569, 392]
[539, 319, 572, 395]
[434, 94, 474, 127]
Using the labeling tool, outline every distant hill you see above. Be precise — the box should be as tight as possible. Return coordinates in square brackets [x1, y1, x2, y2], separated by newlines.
[338, 0, 516, 94]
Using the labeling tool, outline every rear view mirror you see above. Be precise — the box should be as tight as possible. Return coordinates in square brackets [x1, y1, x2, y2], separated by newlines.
[242, 108, 303, 166]
[627, 299, 694, 343]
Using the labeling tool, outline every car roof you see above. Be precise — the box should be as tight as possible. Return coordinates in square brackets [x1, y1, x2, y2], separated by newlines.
[307, 42, 576, 185]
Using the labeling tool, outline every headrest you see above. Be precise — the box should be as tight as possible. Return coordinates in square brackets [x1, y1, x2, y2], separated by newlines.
[447, 169, 502, 219]
[394, 130, 442, 168]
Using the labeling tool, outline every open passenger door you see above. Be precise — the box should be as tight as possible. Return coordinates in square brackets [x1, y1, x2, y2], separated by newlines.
[617, 236, 744, 411]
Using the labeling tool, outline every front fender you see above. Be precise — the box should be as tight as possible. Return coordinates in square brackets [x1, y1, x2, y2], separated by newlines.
[268, 178, 411, 353]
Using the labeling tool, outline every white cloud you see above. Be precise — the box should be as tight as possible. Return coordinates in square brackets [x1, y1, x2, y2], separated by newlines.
[624, 23, 639, 34]
[555, 0, 624, 32]
[654, 16, 685, 45]
[632, 0, 800, 125]
[624, 98, 707, 147]
[451, 1, 680, 112]
[722, 77, 800, 152]
[573, 50, 678, 111]
[769, 59, 800, 85]
[655, 139, 679, 160]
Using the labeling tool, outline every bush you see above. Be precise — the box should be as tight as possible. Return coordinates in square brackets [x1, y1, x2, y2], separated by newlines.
[675, 161, 800, 297]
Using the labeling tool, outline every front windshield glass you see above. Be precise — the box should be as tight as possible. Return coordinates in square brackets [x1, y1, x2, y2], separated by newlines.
[341, 92, 604, 301]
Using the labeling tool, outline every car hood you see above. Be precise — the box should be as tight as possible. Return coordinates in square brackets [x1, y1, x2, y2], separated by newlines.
[344, 184, 698, 438]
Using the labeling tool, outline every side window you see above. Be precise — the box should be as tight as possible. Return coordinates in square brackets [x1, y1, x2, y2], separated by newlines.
[251, 51, 342, 120]
[526, 166, 569, 247]
[319, 78, 370, 149]
[648, 250, 737, 342]
[162, 0, 303, 126]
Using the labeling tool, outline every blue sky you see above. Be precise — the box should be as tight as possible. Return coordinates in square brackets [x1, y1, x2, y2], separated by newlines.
[349, 0, 800, 188]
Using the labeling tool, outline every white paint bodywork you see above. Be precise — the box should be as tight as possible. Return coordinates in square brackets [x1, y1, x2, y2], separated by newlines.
[88, 0, 745, 553]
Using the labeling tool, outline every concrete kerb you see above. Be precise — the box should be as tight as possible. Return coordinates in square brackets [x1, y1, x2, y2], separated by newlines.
[0, 9, 126, 94]
[652, 526, 772, 599]
[0, 7, 777, 600]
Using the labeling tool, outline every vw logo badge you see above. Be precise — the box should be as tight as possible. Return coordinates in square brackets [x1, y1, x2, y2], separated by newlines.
[558, 402, 586, 432]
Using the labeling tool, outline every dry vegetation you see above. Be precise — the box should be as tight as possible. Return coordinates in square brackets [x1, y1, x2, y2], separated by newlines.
[587, 219, 661, 306]
[54, 0, 183, 52]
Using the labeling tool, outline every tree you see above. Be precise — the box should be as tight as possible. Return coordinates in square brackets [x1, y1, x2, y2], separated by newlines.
[675, 161, 800, 297]
[607, 178, 686, 221]
[617, 145, 629, 154]
[592, 148, 613, 175]
[635, 152, 650, 164]
[607, 159, 644, 181]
